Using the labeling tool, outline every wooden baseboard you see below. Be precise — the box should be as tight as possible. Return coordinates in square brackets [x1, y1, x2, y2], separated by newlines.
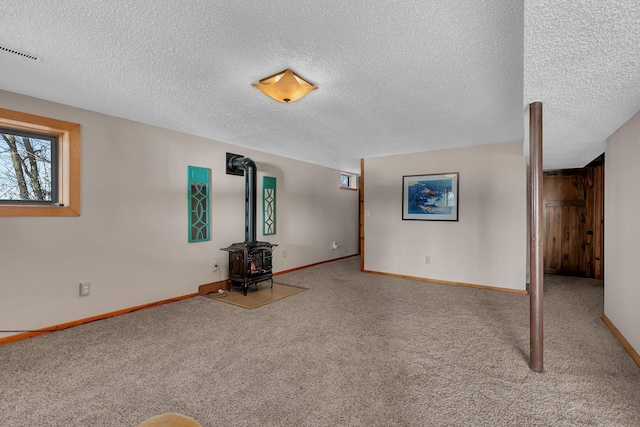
[602, 314, 640, 368]
[363, 269, 529, 295]
[274, 254, 359, 276]
[1, 256, 362, 346]
[198, 280, 228, 295]
[199, 255, 360, 294]
[0, 293, 198, 346]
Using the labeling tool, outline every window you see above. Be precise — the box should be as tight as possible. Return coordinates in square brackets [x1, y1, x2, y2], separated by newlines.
[340, 172, 358, 190]
[0, 108, 80, 216]
[1, 127, 58, 204]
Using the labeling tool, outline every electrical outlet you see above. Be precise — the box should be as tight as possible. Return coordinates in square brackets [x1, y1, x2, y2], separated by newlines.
[210, 263, 219, 273]
[283, 250, 288, 258]
[79, 282, 90, 296]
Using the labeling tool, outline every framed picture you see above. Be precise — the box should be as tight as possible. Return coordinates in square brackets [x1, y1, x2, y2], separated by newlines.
[402, 173, 459, 221]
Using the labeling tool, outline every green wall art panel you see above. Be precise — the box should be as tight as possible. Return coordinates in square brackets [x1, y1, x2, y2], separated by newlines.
[263, 176, 276, 235]
[188, 166, 211, 242]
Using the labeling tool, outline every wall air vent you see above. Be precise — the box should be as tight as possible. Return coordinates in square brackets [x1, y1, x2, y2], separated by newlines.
[0, 45, 40, 61]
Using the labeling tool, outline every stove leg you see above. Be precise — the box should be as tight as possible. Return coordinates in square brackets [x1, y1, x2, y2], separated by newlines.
[270, 278, 273, 289]
[243, 284, 248, 296]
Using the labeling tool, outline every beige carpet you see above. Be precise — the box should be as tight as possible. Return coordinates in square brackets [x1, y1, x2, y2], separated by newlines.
[207, 282, 306, 309]
[1, 257, 639, 426]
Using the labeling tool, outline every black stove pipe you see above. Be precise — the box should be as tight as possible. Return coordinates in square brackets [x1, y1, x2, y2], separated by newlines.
[228, 156, 257, 243]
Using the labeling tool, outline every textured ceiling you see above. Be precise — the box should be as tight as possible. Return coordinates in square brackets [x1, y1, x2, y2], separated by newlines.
[524, 0, 640, 170]
[0, 1, 637, 173]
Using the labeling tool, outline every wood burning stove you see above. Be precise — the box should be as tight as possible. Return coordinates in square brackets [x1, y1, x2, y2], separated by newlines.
[222, 241, 276, 295]
[221, 154, 277, 295]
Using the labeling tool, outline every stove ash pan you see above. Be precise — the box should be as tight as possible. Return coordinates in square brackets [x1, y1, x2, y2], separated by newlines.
[221, 241, 278, 295]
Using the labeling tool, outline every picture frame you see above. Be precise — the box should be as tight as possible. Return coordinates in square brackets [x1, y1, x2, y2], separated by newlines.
[402, 173, 459, 221]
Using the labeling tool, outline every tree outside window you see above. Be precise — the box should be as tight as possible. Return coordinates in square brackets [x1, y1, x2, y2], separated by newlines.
[0, 128, 57, 204]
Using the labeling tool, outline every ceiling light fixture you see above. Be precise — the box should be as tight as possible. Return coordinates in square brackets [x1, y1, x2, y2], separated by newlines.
[252, 69, 317, 103]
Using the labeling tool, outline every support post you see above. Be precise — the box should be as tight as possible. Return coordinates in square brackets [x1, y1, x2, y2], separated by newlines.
[529, 101, 544, 372]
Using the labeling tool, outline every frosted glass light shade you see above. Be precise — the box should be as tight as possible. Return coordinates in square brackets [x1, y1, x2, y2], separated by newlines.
[252, 69, 317, 103]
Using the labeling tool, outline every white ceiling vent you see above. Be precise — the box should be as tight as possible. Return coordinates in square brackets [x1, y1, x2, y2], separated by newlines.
[0, 45, 40, 61]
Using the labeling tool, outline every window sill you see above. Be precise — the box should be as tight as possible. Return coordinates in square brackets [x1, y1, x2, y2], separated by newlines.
[0, 204, 80, 217]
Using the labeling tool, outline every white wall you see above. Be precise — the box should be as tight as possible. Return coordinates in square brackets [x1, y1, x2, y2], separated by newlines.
[0, 90, 358, 337]
[604, 110, 640, 354]
[364, 141, 527, 290]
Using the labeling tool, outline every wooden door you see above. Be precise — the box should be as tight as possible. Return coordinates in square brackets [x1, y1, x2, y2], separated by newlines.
[543, 167, 602, 278]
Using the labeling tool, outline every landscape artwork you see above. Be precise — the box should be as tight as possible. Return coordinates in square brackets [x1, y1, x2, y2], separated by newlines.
[402, 173, 459, 221]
